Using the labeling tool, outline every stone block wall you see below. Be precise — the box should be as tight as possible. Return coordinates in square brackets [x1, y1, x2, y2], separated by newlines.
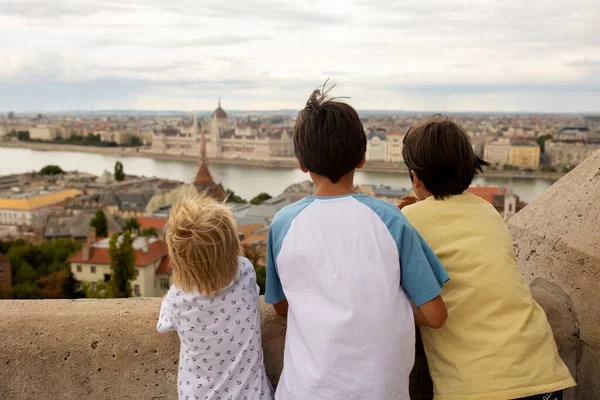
[0, 298, 286, 400]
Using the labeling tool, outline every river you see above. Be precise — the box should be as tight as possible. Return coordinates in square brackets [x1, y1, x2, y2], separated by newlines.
[0, 147, 555, 203]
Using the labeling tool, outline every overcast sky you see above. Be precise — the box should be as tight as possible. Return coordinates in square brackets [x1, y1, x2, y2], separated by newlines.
[1, 0, 599, 113]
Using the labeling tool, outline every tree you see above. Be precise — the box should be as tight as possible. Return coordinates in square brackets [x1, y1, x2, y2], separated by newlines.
[39, 165, 64, 176]
[250, 192, 272, 205]
[114, 161, 125, 181]
[38, 270, 68, 298]
[90, 210, 108, 237]
[124, 217, 140, 233]
[226, 189, 246, 204]
[536, 135, 553, 153]
[62, 270, 85, 299]
[541, 165, 557, 172]
[2, 238, 81, 299]
[140, 227, 158, 238]
[108, 231, 136, 298]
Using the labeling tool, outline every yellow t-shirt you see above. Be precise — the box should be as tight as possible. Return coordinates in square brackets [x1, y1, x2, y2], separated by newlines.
[403, 193, 575, 400]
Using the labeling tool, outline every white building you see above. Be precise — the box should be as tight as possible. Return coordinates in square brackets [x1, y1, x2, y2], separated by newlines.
[385, 133, 404, 163]
[546, 141, 600, 167]
[0, 189, 82, 230]
[367, 135, 387, 161]
[151, 102, 293, 159]
[484, 138, 512, 166]
[28, 125, 68, 141]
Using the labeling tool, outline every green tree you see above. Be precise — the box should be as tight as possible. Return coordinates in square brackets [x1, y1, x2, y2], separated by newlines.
[130, 136, 142, 147]
[90, 210, 108, 237]
[39, 165, 64, 175]
[108, 231, 136, 298]
[114, 161, 125, 181]
[62, 270, 85, 299]
[226, 189, 246, 204]
[124, 217, 140, 233]
[536, 135, 553, 153]
[250, 192, 272, 205]
[140, 227, 158, 238]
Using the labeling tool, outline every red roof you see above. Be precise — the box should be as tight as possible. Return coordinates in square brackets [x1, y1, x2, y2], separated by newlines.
[137, 217, 168, 231]
[156, 255, 171, 274]
[468, 187, 507, 204]
[69, 240, 167, 267]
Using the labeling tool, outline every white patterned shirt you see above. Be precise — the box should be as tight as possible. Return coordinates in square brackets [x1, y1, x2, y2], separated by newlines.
[158, 257, 274, 400]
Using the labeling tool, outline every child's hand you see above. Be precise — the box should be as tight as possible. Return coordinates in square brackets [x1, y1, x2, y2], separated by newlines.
[398, 196, 419, 210]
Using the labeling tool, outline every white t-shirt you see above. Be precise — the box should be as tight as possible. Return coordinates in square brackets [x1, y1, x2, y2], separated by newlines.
[157, 257, 274, 400]
[265, 194, 449, 400]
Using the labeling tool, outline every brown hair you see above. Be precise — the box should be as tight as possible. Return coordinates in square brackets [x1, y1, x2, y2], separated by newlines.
[166, 193, 241, 295]
[402, 114, 489, 199]
[293, 82, 367, 183]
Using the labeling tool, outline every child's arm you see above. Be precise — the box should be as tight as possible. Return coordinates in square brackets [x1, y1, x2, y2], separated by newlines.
[399, 224, 450, 329]
[265, 225, 288, 317]
[157, 294, 175, 333]
[410, 296, 447, 329]
[398, 196, 419, 210]
[272, 299, 289, 317]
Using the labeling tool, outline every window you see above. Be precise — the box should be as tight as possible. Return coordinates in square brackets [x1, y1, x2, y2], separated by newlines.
[0, 268, 3, 274]
[76, 265, 82, 273]
[134, 285, 141, 297]
[91, 282, 97, 292]
[91, 266, 96, 273]
[104, 274, 111, 283]
[160, 279, 170, 290]
[136, 269, 140, 277]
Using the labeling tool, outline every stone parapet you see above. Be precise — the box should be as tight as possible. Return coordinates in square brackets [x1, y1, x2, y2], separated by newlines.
[508, 149, 600, 400]
[0, 298, 286, 400]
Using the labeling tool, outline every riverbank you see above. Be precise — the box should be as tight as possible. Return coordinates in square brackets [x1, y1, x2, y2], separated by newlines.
[0, 140, 565, 180]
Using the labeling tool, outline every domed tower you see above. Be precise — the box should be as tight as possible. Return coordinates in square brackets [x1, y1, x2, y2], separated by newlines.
[210, 99, 227, 156]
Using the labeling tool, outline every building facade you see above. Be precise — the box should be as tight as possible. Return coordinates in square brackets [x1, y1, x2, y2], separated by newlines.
[69, 232, 171, 297]
[385, 133, 404, 163]
[150, 102, 293, 159]
[509, 143, 541, 169]
[484, 139, 512, 166]
[367, 136, 387, 161]
[0, 189, 82, 230]
[546, 141, 600, 167]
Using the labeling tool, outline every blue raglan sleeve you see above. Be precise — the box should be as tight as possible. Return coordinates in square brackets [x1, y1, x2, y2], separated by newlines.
[399, 224, 450, 306]
[265, 225, 286, 304]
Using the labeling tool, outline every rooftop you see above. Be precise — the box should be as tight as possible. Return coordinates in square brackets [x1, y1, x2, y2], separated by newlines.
[0, 189, 82, 211]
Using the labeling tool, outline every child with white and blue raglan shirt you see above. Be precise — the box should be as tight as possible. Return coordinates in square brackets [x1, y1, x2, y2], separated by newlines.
[265, 85, 450, 400]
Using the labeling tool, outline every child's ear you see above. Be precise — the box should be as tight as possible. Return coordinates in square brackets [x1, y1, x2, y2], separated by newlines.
[412, 171, 424, 189]
[298, 161, 309, 173]
[357, 154, 366, 169]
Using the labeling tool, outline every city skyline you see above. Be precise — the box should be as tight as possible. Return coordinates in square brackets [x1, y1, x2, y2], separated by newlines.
[1, 0, 599, 113]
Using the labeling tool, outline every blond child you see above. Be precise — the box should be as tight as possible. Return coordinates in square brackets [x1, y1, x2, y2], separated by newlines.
[157, 194, 274, 400]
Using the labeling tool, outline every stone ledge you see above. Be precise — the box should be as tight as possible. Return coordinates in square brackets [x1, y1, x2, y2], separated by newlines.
[0, 298, 286, 400]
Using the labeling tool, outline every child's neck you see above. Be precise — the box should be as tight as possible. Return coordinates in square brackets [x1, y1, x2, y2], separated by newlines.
[311, 172, 356, 197]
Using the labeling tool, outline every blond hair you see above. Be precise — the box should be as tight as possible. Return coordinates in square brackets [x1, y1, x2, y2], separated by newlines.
[166, 193, 241, 295]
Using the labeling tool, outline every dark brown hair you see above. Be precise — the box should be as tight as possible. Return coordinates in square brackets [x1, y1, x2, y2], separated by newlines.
[293, 83, 367, 183]
[402, 114, 489, 199]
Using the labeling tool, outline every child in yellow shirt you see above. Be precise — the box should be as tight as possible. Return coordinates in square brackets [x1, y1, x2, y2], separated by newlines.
[399, 115, 575, 400]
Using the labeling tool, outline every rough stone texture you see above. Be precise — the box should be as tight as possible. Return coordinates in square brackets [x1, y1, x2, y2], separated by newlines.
[508, 149, 600, 400]
[0, 298, 286, 400]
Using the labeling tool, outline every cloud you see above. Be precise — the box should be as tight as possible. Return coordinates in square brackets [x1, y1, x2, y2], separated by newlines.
[566, 58, 600, 67]
[1, 0, 599, 112]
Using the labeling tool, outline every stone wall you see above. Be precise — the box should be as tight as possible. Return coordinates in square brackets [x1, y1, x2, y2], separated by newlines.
[508, 149, 600, 400]
[0, 298, 286, 400]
